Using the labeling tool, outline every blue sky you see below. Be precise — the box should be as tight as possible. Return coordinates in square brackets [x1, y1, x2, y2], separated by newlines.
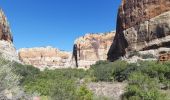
[0, 0, 121, 51]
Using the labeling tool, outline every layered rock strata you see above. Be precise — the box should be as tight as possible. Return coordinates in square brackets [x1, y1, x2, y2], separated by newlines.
[19, 32, 115, 69]
[108, 0, 170, 61]
[18, 47, 72, 70]
[73, 32, 115, 68]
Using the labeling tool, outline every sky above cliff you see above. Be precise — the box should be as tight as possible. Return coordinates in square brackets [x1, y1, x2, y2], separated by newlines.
[0, 0, 121, 51]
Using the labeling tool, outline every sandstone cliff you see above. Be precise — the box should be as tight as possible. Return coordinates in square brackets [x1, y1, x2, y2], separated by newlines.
[0, 40, 19, 61]
[18, 47, 72, 70]
[0, 9, 18, 61]
[73, 32, 115, 68]
[108, 0, 170, 61]
[18, 32, 115, 69]
[0, 9, 13, 42]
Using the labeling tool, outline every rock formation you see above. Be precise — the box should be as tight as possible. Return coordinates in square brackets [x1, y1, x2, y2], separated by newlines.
[108, 0, 170, 61]
[73, 32, 115, 68]
[0, 40, 19, 61]
[0, 9, 13, 42]
[18, 32, 115, 69]
[0, 9, 18, 61]
[88, 82, 126, 100]
[18, 47, 72, 70]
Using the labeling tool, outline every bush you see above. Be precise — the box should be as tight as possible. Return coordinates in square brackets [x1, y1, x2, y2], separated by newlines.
[138, 61, 170, 82]
[90, 60, 128, 82]
[12, 62, 40, 84]
[90, 62, 114, 82]
[50, 77, 77, 100]
[90, 60, 170, 99]
[7, 57, 170, 99]
[0, 57, 32, 99]
[112, 61, 129, 82]
[122, 72, 167, 100]
[141, 54, 155, 59]
[76, 85, 93, 100]
[128, 51, 140, 58]
[23, 68, 90, 99]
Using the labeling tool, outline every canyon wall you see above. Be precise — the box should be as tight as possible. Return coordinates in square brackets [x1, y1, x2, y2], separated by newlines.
[108, 0, 170, 61]
[19, 32, 115, 69]
[73, 32, 115, 68]
[18, 47, 72, 70]
[0, 9, 18, 61]
[0, 9, 13, 42]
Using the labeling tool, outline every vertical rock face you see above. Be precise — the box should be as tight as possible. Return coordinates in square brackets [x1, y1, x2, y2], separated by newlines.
[18, 32, 115, 69]
[18, 47, 72, 70]
[0, 9, 18, 61]
[73, 32, 115, 68]
[108, 0, 170, 61]
[0, 9, 13, 42]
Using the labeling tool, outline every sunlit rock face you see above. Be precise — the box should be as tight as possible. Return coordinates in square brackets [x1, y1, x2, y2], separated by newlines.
[18, 47, 72, 70]
[19, 32, 115, 69]
[108, 0, 170, 61]
[0, 40, 19, 61]
[73, 32, 115, 68]
[0, 9, 13, 42]
[0, 9, 18, 61]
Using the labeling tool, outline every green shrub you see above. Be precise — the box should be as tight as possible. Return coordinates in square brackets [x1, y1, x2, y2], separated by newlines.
[128, 51, 140, 58]
[50, 77, 77, 100]
[0, 57, 32, 99]
[23, 68, 90, 99]
[94, 60, 110, 66]
[90, 62, 114, 82]
[9, 57, 170, 99]
[141, 54, 155, 59]
[90, 60, 128, 82]
[90, 60, 170, 99]
[112, 61, 129, 82]
[76, 85, 93, 100]
[122, 72, 167, 100]
[139, 61, 170, 81]
[12, 62, 40, 84]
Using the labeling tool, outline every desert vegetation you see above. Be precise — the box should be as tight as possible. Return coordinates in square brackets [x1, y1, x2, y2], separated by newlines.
[91, 60, 170, 100]
[1, 56, 170, 100]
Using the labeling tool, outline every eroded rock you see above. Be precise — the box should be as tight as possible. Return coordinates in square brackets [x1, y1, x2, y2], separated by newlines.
[0, 9, 13, 42]
[0, 9, 18, 61]
[88, 82, 126, 100]
[108, 0, 170, 61]
[18, 32, 115, 69]
[18, 47, 72, 70]
[73, 32, 115, 68]
[0, 40, 19, 62]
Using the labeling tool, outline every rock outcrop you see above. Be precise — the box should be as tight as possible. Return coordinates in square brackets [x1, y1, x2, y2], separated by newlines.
[73, 32, 115, 68]
[88, 82, 126, 100]
[18, 47, 72, 70]
[19, 32, 115, 69]
[108, 0, 170, 61]
[0, 9, 13, 42]
[0, 9, 18, 61]
[0, 40, 19, 61]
